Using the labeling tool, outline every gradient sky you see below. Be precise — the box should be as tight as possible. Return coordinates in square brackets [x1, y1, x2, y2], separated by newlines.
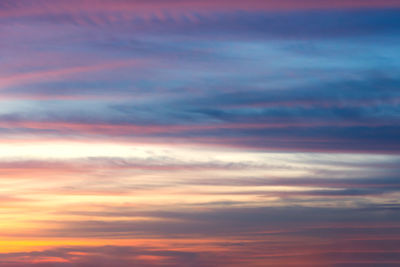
[1, 1, 400, 266]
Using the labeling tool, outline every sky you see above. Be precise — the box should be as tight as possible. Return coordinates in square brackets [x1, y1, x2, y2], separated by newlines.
[0, 0, 400, 266]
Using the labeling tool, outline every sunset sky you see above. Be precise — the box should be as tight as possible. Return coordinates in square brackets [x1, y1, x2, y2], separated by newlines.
[1, 1, 400, 266]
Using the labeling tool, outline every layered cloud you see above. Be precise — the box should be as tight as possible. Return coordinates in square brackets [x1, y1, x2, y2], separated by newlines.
[1, 1, 399, 266]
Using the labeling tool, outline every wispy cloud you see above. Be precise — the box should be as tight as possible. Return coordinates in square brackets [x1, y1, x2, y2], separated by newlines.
[1, 0, 399, 266]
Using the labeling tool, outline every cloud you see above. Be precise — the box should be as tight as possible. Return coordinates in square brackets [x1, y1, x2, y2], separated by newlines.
[2, 205, 400, 266]
[1, 0, 399, 20]
[0, 2, 399, 266]
[0, 245, 204, 267]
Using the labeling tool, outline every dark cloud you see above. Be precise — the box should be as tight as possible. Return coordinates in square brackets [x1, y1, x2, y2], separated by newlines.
[4, 8, 400, 40]
[37, 205, 400, 239]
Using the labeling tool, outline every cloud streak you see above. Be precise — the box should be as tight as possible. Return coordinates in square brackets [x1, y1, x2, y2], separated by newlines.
[1, 1, 399, 266]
